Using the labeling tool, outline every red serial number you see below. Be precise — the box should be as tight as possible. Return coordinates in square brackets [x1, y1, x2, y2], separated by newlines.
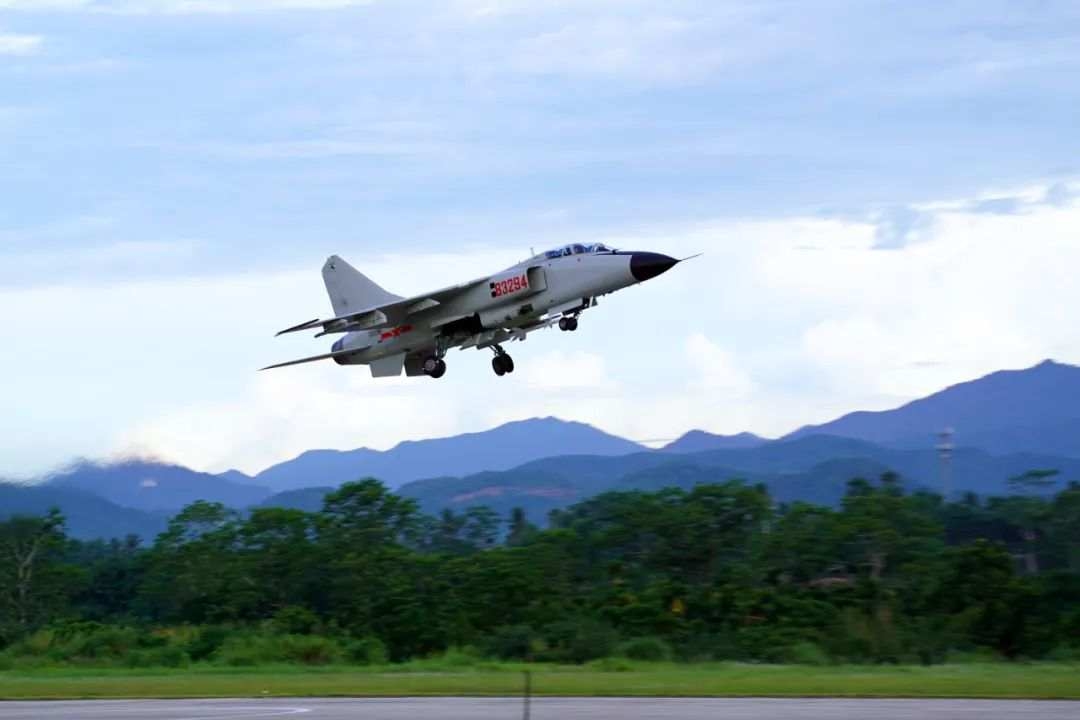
[492, 273, 529, 298]
[379, 324, 413, 342]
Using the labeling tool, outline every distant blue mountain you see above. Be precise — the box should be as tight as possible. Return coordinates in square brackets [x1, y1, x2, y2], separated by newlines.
[256, 486, 336, 513]
[687, 434, 1080, 498]
[785, 360, 1080, 457]
[8, 360, 1080, 535]
[218, 469, 256, 485]
[0, 482, 168, 541]
[250, 417, 647, 491]
[398, 434, 1080, 523]
[663, 430, 768, 453]
[46, 460, 271, 512]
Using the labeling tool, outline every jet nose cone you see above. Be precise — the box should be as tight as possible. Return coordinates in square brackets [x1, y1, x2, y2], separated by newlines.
[630, 252, 678, 282]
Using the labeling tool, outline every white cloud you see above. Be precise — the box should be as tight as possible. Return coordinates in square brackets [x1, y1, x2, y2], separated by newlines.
[522, 350, 615, 391]
[510, 17, 701, 80]
[115, 365, 464, 475]
[0, 1, 85, 8]
[685, 333, 754, 396]
[0, 244, 532, 476]
[453, 0, 624, 17]
[874, 206, 936, 250]
[126, 0, 376, 13]
[5, 180, 1080, 477]
[0, 0, 373, 13]
[502, 5, 782, 84]
[775, 194, 1080, 401]
[201, 139, 451, 161]
[0, 238, 202, 286]
[0, 32, 42, 56]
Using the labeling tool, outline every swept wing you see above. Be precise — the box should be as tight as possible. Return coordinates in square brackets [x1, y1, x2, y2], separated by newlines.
[260, 343, 366, 371]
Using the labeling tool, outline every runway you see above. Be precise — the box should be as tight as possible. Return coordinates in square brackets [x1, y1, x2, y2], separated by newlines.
[0, 698, 1077, 720]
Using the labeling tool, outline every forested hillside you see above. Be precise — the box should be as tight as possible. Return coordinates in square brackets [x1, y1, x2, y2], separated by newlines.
[8, 362, 1079, 543]
[1, 475, 1077, 668]
[397, 436, 1080, 522]
[0, 484, 168, 541]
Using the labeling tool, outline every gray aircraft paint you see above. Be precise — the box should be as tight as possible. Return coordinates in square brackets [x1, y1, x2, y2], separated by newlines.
[264, 244, 682, 377]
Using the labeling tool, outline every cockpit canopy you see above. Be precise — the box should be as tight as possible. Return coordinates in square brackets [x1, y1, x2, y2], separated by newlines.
[540, 243, 617, 260]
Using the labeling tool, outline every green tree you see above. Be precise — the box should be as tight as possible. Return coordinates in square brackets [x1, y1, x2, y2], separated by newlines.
[762, 502, 841, 584]
[319, 479, 420, 548]
[506, 507, 538, 547]
[237, 507, 319, 617]
[70, 534, 144, 621]
[1047, 482, 1080, 572]
[0, 510, 78, 640]
[836, 474, 943, 581]
[462, 506, 500, 549]
[137, 501, 243, 622]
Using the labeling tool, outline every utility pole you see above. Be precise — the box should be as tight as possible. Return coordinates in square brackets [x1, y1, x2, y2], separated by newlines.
[522, 670, 532, 720]
[936, 427, 954, 500]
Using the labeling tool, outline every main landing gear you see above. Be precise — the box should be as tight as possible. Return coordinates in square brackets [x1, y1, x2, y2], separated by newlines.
[423, 337, 452, 379]
[491, 346, 515, 377]
[422, 355, 447, 379]
[558, 316, 579, 332]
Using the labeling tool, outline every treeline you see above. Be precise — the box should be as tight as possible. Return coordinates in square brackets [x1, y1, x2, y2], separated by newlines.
[1, 474, 1078, 667]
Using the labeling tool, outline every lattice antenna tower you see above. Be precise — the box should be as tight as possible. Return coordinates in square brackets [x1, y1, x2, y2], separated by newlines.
[936, 426, 955, 500]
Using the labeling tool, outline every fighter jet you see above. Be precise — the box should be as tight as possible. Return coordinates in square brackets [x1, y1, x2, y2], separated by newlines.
[263, 244, 685, 378]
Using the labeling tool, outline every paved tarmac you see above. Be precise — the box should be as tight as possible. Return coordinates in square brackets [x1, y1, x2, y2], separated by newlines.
[0, 698, 1076, 720]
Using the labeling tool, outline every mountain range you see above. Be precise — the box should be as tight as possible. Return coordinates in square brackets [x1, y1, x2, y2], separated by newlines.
[3, 359, 1078, 539]
[46, 460, 268, 512]
[397, 434, 1080, 523]
[663, 431, 768, 453]
[247, 418, 645, 492]
[0, 482, 170, 541]
[784, 360, 1080, 455]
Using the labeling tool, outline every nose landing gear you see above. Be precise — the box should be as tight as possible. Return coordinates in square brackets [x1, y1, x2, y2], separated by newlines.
[558, 316, 579, 332]
[491, 346, 515, 376]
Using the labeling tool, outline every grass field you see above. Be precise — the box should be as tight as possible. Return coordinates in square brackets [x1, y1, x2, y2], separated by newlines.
[1, 662, 1078, 700]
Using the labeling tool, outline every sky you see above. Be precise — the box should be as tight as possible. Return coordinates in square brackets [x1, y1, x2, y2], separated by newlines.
[3, 0, 1080, 478]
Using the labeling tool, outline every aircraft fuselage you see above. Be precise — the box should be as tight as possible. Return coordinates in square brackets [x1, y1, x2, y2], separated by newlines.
[331, 250, 675, 372]
[263, 244, 681, 378]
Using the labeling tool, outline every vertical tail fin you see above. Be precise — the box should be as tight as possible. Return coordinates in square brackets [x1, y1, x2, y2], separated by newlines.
[322, 255, 402, 316]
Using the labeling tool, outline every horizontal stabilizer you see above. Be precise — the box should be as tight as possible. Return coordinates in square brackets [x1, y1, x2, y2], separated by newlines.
[275, 318, 323, 337]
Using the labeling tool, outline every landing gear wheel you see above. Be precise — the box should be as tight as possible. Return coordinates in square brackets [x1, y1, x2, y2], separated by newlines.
[423, 356, 447, 378]
[491, 353, 514, 376]
[567, 317, 579, 331]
